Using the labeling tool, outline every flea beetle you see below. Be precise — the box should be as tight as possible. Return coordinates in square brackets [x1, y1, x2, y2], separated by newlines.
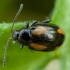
[13, 20, 64, 51]
[3, 4, 64, 66]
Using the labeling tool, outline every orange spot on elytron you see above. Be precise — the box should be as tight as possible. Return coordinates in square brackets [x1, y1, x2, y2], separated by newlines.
[57, 28, 64, 34]
[30, 43, 47, 50]
[32, 26, 48, 35]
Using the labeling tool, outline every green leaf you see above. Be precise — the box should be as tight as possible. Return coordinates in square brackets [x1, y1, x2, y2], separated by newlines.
[0, 0, 70, 70]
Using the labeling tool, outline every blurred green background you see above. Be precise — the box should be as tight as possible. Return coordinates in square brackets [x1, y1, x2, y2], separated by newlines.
[0, 0, 70, 70]
[0, 0, 54, 22]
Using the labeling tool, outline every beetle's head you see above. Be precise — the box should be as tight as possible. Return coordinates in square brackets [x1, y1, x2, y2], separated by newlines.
[12, 30, 19, 40]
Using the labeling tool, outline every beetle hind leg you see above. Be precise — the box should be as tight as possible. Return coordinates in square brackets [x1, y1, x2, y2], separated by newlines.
[42, 19, 51, 23]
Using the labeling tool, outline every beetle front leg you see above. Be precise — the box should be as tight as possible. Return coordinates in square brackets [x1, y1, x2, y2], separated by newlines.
[25, 21, 29, 28]
[20, 44, 23, 49]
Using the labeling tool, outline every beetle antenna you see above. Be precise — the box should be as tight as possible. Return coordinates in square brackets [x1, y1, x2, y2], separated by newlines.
[3, 4, 23, 67]
[3, 37, 12, 67]
[11, 4, 23, 33]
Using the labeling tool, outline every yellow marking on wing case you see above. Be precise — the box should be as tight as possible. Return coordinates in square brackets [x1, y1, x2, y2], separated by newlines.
[30, 43, 47, 50]
[57, 28, 64, 34]
[32, 26, 48, 35]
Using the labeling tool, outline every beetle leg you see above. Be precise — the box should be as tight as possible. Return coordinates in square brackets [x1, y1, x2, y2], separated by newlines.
[20, 44, 23, 49]
[25, 21, 29, 28]
[28, 41, 34, 51]
[31, 19, 51, 27]
[42, 19, 51, 23]
[28, 45, 34, 51]
[31, 20, 38, 26]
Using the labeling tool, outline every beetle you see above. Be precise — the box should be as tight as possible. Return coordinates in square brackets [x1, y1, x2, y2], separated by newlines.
[3, 4, 64, 67]
[13, 19, 64, 51]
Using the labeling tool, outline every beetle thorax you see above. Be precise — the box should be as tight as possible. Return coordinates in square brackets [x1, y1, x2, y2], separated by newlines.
[18, 29, 30, 42]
